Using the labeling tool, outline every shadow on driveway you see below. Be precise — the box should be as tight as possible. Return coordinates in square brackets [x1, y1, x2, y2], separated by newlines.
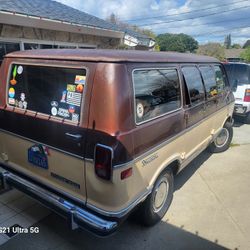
[1, 212, 229, 250]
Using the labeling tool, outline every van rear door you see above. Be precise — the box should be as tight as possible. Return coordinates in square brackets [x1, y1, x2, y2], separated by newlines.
[0, 59, 94, 204]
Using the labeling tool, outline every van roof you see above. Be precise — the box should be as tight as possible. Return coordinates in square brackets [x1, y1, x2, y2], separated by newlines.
[6, 49, 220, 63]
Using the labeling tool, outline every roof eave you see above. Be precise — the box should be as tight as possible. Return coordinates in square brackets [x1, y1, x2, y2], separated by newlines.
[0, 11, 124, 39]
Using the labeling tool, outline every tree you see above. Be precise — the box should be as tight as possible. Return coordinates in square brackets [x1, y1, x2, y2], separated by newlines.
[240, 47, 250, 62]
[243, 40, 250, 48]
[197, 43, 225, 61]
[224, 34, 231, 49]
[231, 43, 241, 49]
[156, 33, 198, 52]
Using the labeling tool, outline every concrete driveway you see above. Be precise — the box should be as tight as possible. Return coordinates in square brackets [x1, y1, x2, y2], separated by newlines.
[1, 119, 250, 250]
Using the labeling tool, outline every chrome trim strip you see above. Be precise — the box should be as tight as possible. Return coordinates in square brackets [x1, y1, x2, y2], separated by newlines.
[113, 103, 234, 169]
[0, 128, 84, 160]
[1, 171, 118, 235]
[86, 187, 153, 218]
[0, 160, 85, 206]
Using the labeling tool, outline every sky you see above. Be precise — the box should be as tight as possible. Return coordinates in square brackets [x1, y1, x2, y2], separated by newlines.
[55, 0, 250, 45]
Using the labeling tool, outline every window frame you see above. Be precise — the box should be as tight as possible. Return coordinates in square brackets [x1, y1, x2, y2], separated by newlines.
[181, 64, 206, 107]
[213, 64, 228, 91]
[6, 61, 89, 126]
[198, 64, 219, 100]
[132, 66, 183, 126]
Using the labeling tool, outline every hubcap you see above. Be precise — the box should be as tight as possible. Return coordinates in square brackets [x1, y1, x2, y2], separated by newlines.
[214, 128, 229, 148]
[153, 177, 169, 213]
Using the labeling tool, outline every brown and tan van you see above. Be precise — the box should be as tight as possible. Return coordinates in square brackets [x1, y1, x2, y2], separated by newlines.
[0, 49, 234, 236]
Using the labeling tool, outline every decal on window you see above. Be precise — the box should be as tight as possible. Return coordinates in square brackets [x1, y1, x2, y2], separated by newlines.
[8, 64, 87, 123]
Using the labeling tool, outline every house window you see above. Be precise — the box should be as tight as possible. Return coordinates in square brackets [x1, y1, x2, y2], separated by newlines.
[0, 42, 20, 64]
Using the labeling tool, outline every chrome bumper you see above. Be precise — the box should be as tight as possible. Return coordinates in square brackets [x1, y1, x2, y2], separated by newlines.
[0, 170, 118, 236]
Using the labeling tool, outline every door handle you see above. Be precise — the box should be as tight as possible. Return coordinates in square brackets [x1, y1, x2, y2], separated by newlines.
[65, 132, 82, 142]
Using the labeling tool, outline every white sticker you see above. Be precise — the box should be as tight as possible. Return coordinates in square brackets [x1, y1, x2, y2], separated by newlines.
[51, 107, 58, 116]
[66, 91, 81, 107]
[72, 113, 79, 123]
[136, 103, 144, 118]
[8, 98, 15, 105]
[20, 93, 26, 101]
[17, 65, 23, 74]
[58, 108, 70, 118]
[23, 101, 27, 109]
[18, 101, 23, 109]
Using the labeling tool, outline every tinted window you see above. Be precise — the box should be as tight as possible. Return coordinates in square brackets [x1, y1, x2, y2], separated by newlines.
[214, 65, 226, 94]
[199, 66, 218, 98]
[182, 66, 205, 105]
[0, 42, 20, 64]
[133, 68, 181, 123]
[8, 64, 86, 123]
[224, 64, 250, 86]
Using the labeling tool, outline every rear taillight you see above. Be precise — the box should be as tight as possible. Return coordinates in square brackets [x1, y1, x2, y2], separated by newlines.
[94, 144, 113, 180]
[244, 89, 250, 102]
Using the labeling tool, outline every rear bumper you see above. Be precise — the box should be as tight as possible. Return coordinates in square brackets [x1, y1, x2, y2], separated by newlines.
[0, 168, 118, 236]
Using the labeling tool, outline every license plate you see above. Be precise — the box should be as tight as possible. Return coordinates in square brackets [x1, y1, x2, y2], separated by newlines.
[28, 145, 48, 169]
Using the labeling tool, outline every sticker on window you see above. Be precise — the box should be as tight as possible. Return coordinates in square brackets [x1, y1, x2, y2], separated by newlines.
[66, 91, 82, 107]
[8, 64, 86, 123]
[75, 75, 86, 84]
[10, 66, 17, 85]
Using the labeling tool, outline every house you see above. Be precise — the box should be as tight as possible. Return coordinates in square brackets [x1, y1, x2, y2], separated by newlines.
[225, 48, 245, 62]
[0, 0, 154, 63]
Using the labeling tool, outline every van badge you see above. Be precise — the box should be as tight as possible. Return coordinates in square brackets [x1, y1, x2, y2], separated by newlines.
[142, 153, 158, 167]
[28, 145, 49, 169]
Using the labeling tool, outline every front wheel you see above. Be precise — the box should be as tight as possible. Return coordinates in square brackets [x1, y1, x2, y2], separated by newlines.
[208, 122, 233, 153]
[137, 170, 174, 227]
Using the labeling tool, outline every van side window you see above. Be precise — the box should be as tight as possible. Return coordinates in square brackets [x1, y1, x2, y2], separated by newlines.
[199, 66, 218, 98]
[214, 65, 226, 94]
[7, 64, 86, 123]
[133, 68, 181, 124]
[182, 66, 205, 105]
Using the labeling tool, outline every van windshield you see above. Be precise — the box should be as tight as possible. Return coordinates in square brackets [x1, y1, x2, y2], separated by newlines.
[7, 64, 86, 123]
[224, 64, 250, 87]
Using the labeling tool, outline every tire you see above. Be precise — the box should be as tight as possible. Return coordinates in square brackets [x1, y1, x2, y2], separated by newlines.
[137, 170, 174, 227]
[245, 112, 250, 124]
[208, 122, 233, 153]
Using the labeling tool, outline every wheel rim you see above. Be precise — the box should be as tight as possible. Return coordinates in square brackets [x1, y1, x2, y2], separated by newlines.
[153, 177, 169, 213]
[214, 128, 229, 148]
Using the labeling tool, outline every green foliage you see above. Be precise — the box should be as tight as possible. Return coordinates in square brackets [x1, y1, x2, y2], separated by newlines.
[243, 40, 250, 49]
[197, 43, 225, 61]
[231, 44, 241, 49]
[240, 47, 250, 62]
[156, 33, 198, 53]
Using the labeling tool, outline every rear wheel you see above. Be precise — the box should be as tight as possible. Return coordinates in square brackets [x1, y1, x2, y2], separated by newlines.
[208, 122, 233, 153]
[138, 170, 173, 227]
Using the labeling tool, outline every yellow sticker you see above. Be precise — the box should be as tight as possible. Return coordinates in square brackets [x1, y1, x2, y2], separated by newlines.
[67, 84, 76, 92]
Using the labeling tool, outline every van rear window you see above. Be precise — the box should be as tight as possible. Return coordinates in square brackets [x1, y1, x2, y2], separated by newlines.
[7, 64, 86, 123]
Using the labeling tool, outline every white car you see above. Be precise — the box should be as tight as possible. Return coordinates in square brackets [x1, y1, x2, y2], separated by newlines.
[224, 62, 250, 123]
